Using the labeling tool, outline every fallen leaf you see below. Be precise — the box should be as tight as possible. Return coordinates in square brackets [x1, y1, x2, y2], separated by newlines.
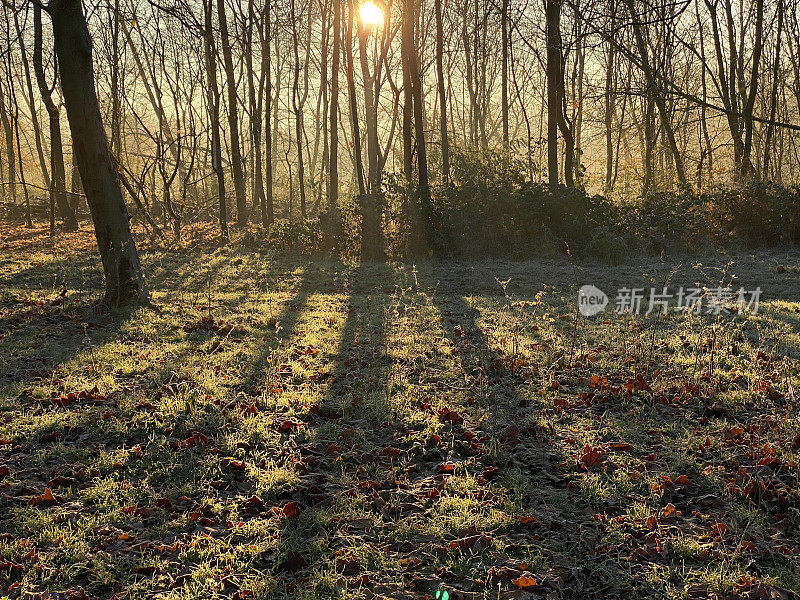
[30, 488, 58, 508]
[279, 550, 307, 573]
[512, 575, 537, 589]
[580, 444, 604, 467]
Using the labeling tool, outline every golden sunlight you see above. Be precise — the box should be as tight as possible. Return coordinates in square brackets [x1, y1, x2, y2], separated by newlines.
[359, 1, 384, 28]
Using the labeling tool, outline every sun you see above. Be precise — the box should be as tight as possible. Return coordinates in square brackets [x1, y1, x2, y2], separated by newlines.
[359, 1, 384, 28]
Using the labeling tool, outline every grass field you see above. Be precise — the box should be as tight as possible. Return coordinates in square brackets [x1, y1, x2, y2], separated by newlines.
[1, 223, 799, 600]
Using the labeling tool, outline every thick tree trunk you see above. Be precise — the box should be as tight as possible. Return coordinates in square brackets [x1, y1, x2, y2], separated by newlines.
[49, 0, 148, 305]
[406, 0, 432, 229]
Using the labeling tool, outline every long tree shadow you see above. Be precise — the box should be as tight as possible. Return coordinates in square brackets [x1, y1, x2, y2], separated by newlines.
[414, 261, 662, 599]
[236, 257, 353, 395]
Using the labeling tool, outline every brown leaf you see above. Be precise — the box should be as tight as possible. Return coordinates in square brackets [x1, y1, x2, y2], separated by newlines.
[30, 487, 58, 507]
[580, 444, 604, 467]
[279, 550, 307, 573]
[273, 501, 301, 520]
[624, 374, 651, 392]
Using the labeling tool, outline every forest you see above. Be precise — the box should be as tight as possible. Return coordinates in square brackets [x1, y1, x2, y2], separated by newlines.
[0, 0, 799, 598]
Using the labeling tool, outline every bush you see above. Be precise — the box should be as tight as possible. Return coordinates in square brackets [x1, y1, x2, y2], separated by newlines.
[616, 183, 800, 253]
[241, 151, 800, 260]
[389, 148, 622, 259]
[705, 182, 800, 247]
[240, 219, 324, 255]
[618, 191, 712, 252]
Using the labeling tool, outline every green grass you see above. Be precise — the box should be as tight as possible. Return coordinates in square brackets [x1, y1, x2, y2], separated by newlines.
[0, 225, 799, 599]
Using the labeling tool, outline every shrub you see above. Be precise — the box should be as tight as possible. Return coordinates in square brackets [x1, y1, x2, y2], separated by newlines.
[403, 148, 623, 259]
[618, 191, 712, 252]
[705, 183, 800, 247]
[240, 219, 324, 255]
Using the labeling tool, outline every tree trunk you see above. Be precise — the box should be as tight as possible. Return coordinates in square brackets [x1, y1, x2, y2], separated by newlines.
[357, 1, 382, 259]
[402, 0, 414, 182]
[204, 0, 228, 238]
[49, 0, 148, 305]
[34, 5, 76, 231]
[345, 0, 366, 198]
[217, 0, 248, 226]
[501, 0, 509, 147]
[604, 15, 615, 192]
[546, 0, 560, 186]
[246, 0, 266, 225]
[14, 8, 51, 203]
[263, 1, 274, 226]
[0, 70, 16, 206]
[328, 0, 341, 209]
[434, 0, 449, 182]
[763, 0, 783, 178]
[291, 0, 307, 219]
[740, 0, 764, 180]
[625, 0, 689, 192]
[406, 0, 432, 228]
[110, 0, 122, 156]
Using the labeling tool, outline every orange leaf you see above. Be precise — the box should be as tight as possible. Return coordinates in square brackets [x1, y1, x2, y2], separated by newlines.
[660, 503, 677, 520]
[512, 575, 537, 589]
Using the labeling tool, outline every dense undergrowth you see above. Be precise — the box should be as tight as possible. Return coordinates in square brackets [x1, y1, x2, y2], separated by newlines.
[240, 150, 800, 261]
